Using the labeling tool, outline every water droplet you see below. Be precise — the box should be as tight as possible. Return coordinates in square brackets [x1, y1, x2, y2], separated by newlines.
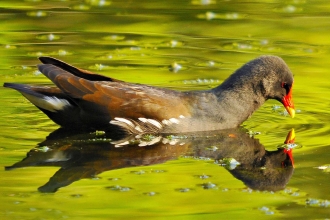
[151, 169, 166, 173]
[107, 185, 132, 192]
[276, 5, 302, 13]
[33, 70, 42, 75]
[104, 35, 125, 41]
[120, 187, 131, 192]
[130, 46, 141, 51]
[5, 45, 17, 49]
[306, 198, 319, 205]
[234, 43, 254, 50]
[191, 0, 216, 5]
[28, 51, 44, 56]
[169, 62, 182, 73]
[225, 13, 239, 19]
[87, 0, 111, 7]
[205, 11, 216, 20]
[176, 188, 191, 192]
[200, 182, 217, 189]
[197, 174, 211, 179]
[283, 5, 297, 13]
[37, 33, 60, 41]
[144, 191, 157, 196]
[95, 64, 107, 70]
[207, 61, 215, 67]
[27, 11, 48, 17]
[259, 206, 269, 211]
[71, 194, 83, 198]
[72, 4, 91, 10]
[260, 39, 269, 45]
[131, 170, 146, 175]
[58, 49, 70, 56]
[11, 65, 32, 70]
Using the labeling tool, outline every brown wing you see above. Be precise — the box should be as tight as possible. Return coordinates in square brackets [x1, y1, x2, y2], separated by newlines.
[39, 57, 123, 82]
[38, 64, 192, 121]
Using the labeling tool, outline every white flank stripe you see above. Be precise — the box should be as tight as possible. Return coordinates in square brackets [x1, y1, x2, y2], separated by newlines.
[113, 117, 135, 127]
[169, 118, 179, 124]
[138, 118, 147, 123]
[146, 119, 163, 129]
[161, 119, 171, 125]
[134, 126, 143, 132]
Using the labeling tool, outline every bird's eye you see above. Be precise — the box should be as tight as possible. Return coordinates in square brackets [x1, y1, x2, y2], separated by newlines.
[281, 82, 291, 94]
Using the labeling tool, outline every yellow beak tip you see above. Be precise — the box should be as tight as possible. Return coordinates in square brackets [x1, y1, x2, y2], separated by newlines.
[287, 107, 295, 118]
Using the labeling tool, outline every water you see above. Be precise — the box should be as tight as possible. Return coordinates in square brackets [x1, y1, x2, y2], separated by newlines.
[1, 0, 330, 219]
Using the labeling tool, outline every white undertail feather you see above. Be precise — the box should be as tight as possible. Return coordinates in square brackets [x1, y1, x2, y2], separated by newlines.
[43, 97, 71, 111]
[22, 93, 72, 112]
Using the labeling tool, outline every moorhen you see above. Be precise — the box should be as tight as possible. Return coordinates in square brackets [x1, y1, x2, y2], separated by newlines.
[3, 55, 295, 133]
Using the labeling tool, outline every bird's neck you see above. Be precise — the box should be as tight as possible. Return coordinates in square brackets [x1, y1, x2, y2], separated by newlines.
[209, 78, 267, 126]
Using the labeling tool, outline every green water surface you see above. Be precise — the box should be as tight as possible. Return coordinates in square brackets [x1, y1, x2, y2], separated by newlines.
[0, 0, 330, 219]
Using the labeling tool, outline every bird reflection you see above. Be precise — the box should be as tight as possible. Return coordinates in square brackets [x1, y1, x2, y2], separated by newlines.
[5, 128, 295, 193]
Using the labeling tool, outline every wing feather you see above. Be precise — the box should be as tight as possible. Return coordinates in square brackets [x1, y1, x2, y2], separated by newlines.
[39, 63, 192, 121]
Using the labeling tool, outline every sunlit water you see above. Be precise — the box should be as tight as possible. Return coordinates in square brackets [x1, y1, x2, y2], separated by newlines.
[1, 0, 330, 219]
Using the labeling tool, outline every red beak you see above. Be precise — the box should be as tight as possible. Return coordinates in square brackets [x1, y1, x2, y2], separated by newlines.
[282, 84, 295, 118]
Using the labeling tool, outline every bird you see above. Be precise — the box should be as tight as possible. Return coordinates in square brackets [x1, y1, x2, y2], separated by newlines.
[3, 55, 295, 134]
